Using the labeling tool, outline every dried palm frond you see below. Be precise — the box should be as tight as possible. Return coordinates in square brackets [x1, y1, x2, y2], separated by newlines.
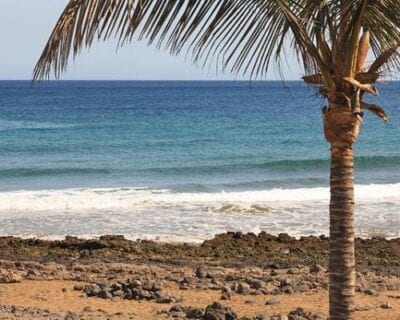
[355, 30, 370, 73]
[369, 47, 399, 73]
[302, 74, 323, 85]
[343, 77, 378, 96]
[361, 102, 388, 123]
[354, 71, 380, 84]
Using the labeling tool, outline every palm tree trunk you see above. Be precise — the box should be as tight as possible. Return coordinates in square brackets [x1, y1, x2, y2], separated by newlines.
[323, 106, 361, 320]
[329, 143, 356, 320]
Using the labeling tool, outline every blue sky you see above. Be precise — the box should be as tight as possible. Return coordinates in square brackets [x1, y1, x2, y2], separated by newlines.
[0, 1, 303, 80]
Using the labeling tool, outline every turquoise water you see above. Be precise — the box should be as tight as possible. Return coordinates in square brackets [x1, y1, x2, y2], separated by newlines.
[0, 81, 399, 240]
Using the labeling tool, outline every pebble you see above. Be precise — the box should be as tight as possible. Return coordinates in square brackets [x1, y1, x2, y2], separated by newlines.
[248, 279, 266, 290]
[355, 305, 375, 311]
[363, 288, 378, 296]
[73, 284, 84, 291]
[196, 266, 208, 279]
[97, 289, 113, 299]
[186, 307, 204, 318]
[266, 298, 280, 305]
[205, 302, 238, 320]
[310, 264, 325, 273]
[380, 302, 392, 309]
[237, 282, 251, 294]
[221, 291, 231, 300]
[281, 286, 294, 294]
[156, 295, 173, 304]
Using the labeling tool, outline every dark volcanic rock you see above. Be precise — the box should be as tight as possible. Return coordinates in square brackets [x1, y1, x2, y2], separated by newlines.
[205, 302, 238, 320]
[1, 233, 400, 274]
[196, 266, 209, 278]
[97, 289, 113, 299]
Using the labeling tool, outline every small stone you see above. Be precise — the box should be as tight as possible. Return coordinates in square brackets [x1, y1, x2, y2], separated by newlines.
[187, 308, 204, 319]
[157, 296, 173, 304]
[310, 264, 325, 273]
[73, 284, 84, 291]
[380, 302, 392, 309]
[249, 279, 266, 290]
[281, 278, 291, 286]
[112, 283, 123, 290]
[65, 311, 78, 320]
[26, 269, 39, 278]
[97, 289, 113, 299]
[138, 289, 152, 300]
[221, 291, 231, 300]
[355, 305, 374, 311]
[282, 286, 294, 294]
[266, 298, 280, 305]
[169, 305, 184, 313]
[287, 268, 299, 275]
[296, 283, 311, 292]
[363, 288, 378, 296]
[84, 284, 101, 297]
[179, 283, 189, 290]
[205, 302, 237, 320]
[256, 315, 271, 320]
[82, 306, 94, 313]
[130, 279, 142, 287]
[112, 289, 124, 297]
[237, 282, 251, 294]
[152, 282, 163, 292]
[123, 289, 133, 300]
[180, 277, 192, 284]
[196, 266, 208, 279]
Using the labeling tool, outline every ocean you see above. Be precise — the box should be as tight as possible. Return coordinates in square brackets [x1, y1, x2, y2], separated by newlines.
[0, 80, 399, 241]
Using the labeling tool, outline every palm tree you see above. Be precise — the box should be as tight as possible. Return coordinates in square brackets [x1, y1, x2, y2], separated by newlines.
[33, 1, 399, 319]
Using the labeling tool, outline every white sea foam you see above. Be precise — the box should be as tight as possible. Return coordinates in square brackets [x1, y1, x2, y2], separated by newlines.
[0, 183, 399, 213]
[0, 183, 399, 241]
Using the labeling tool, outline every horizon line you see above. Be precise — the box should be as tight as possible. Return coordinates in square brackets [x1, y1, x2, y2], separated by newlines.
[2, 79, 400, 82]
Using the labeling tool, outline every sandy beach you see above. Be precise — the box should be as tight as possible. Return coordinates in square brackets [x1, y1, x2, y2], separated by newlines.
[0, 232, 399, 319]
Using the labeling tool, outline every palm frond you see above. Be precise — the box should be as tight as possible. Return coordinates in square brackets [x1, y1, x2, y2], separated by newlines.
[33, 0, 400, 92]
[33, 0, 335, 82]
[361, 102, 388, 123]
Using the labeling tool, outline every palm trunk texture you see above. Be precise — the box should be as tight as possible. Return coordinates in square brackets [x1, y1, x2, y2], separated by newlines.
[329, 144, 355, 320]
[323, 105, 361, 320]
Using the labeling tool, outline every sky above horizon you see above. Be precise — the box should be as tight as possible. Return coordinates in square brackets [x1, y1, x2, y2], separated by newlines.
[0, 1, 303, 81]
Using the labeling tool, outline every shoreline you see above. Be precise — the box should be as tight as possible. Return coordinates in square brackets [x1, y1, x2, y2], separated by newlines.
[1, 232, 399, 319]
[2, 229, 399, 243]
[1, 232, 400, 271]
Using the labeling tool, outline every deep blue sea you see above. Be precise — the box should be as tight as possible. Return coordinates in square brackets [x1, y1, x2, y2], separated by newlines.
[0, 81, 399, 241]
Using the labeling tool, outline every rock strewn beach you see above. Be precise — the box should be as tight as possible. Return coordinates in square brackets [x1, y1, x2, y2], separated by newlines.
[0, 232, 399, 319]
